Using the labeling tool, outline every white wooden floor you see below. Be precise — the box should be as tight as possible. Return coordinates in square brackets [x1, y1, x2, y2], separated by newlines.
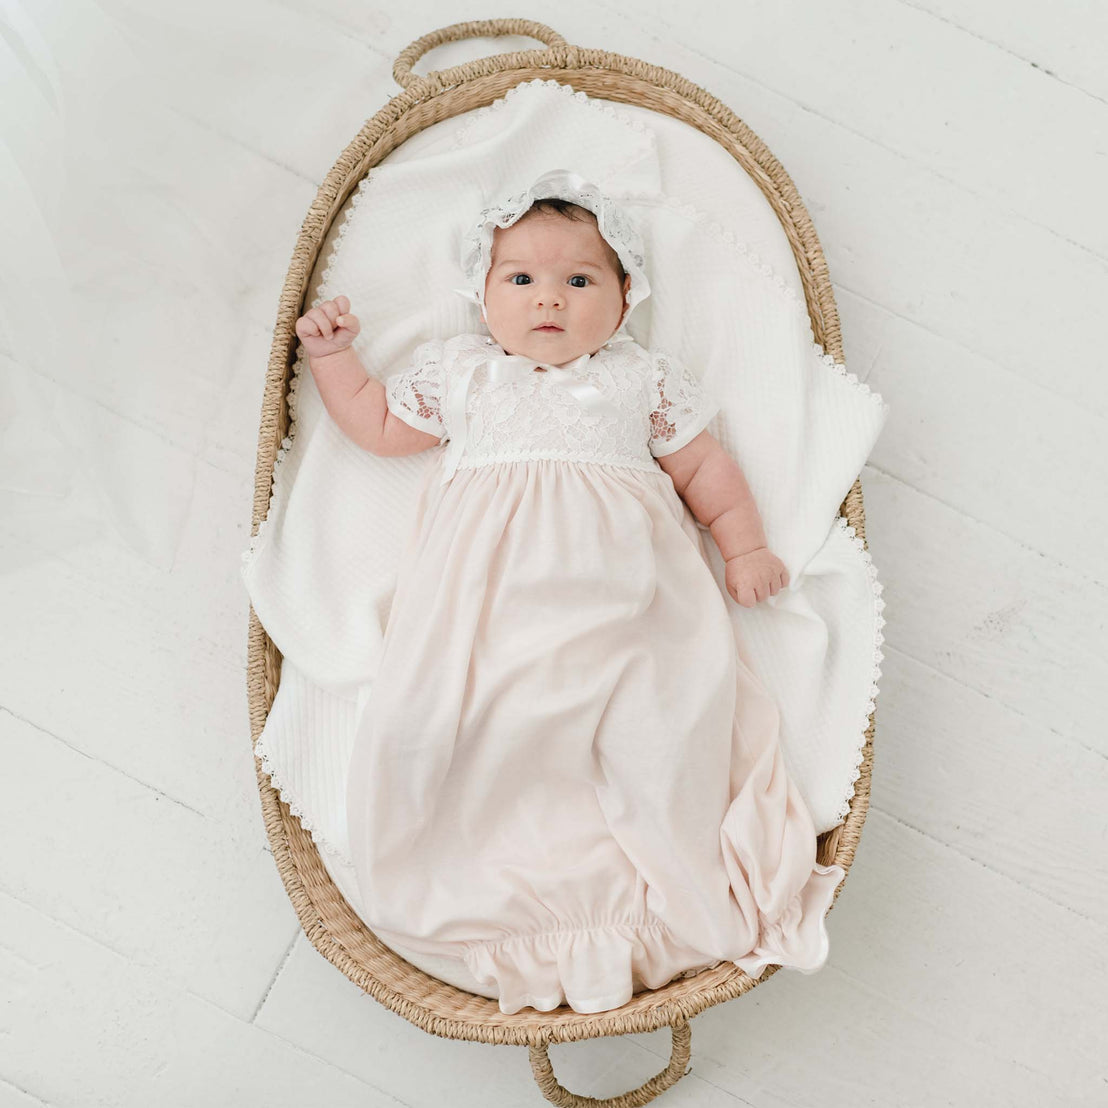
[3, 2, 1106, 1105]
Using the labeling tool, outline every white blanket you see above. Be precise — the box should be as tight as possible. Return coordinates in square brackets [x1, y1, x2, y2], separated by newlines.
[240, 80, 888, 909]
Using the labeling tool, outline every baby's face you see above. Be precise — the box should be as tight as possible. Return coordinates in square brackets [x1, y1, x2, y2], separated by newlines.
[482, 211, 631, 367]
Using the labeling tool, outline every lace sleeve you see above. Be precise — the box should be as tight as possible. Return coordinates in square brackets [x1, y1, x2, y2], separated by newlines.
[385, 339, 448, 441]
[647, 349, 720, 457]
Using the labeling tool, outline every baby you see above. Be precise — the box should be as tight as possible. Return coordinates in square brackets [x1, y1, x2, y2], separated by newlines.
[294, 176, 843, 1015]
[295, 198, 789, 608]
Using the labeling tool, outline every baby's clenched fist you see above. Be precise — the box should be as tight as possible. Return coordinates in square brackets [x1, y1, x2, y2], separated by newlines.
[294, 294, 361, 359]
[725, 547, 790, 607]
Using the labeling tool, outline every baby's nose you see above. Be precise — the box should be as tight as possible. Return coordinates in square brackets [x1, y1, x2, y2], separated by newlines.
[535, 284, 564, 307]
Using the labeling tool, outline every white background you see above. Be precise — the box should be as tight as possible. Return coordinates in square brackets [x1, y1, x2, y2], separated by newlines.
[2, 2, 1106, 1105]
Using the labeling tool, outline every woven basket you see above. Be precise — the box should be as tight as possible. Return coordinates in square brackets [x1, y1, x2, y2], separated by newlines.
[245, 19, 875, 1107]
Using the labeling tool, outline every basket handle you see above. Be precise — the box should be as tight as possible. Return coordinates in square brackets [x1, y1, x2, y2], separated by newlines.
[392, 19, 568, 89]
[528, 1020, 692, 1108]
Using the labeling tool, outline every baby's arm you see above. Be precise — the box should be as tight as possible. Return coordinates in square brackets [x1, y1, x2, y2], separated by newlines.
[656, 430, 789, 607]
[295, 295, 441, 457]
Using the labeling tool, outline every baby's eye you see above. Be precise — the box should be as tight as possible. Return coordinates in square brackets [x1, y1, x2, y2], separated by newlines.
[569, 275, 589, 288]
[510, 274, 532, 285]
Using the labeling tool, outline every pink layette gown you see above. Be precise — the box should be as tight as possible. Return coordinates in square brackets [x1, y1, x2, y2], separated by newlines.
[345, 331, 845, 1015]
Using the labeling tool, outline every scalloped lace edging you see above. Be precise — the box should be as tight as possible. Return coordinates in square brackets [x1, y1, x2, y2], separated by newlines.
[812, 343, 888, 410]
[253, 733, 352, 862]
[828, 514, 886, 826]
[316, 175, 373, 301]
[240, 351, 307, 573]
[449, 77, 656, 153]
[616, 189, 809, 309]
[245, 154, 372, 572]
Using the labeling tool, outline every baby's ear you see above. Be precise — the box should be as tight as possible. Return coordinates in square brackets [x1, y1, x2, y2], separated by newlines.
[618, 275, 632, 322]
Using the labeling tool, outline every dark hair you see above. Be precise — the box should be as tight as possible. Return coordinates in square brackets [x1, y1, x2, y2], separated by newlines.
[515, 199, 627, 284]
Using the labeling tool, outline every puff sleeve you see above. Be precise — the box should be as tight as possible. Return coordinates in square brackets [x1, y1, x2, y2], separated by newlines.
[384, 339, 449, 443]
[647, 349, 721, 457]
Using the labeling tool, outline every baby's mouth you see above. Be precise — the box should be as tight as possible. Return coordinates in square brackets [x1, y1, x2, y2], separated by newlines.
[534, 324, 564, 332]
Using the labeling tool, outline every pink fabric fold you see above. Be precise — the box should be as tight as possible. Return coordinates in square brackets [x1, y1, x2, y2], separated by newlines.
[346, 457, 844, 1013]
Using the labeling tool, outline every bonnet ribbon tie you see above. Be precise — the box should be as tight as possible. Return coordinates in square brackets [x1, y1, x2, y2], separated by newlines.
[439, 351, 620, 485]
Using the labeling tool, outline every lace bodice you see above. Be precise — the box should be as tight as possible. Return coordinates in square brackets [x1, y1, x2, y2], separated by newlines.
[385, 333, 719, 476]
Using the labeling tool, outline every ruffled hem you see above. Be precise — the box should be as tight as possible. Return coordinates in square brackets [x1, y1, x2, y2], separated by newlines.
[730, 860, 845, 981]
[461, 917, 723, 1016]
[459, 856, 845, 1015]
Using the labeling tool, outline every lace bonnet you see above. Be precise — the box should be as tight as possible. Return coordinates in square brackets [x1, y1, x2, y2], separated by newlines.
[454, 169, 651, 335]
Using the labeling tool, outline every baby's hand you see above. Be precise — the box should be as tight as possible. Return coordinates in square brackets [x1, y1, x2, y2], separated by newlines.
[294, 294, 361, 359]
[725, 547, 790, 607]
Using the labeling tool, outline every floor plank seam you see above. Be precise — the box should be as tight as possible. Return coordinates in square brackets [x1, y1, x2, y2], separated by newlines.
[867, 804, 1107, 928]
[892, 0, 1106, 105]
[0, 705, 209, 819]
[875, 640, 1107, 761]
[862, 463, 1108, 588]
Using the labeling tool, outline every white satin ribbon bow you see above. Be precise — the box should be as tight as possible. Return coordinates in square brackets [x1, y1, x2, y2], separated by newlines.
[439, 350, 621, 484]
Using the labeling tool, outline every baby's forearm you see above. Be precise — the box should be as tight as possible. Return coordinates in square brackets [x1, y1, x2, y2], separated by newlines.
[697, 452, 768, 560]
[308, 347, 388, 452]
[664, 436, 767, 560]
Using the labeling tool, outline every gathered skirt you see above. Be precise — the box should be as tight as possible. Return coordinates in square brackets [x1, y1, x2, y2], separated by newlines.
[345, 456, 844, 1014]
